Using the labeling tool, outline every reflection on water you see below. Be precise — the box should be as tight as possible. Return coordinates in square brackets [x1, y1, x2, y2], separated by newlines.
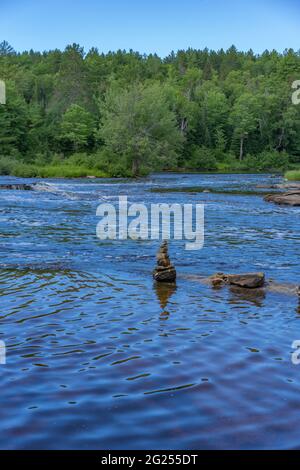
[154, 282, 177, 314]
[228, 286, 266, 307]
[0, 173, 299, 450]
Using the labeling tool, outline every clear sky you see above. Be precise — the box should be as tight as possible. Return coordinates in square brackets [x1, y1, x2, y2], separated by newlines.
[1, 0, 299, 56]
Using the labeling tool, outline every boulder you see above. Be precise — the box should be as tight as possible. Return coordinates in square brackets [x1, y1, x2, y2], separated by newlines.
[227, 272, 265, 289]
[264, 191, 300, 206]
[277, 182, 300, 190]
[210, 272, 265, 289]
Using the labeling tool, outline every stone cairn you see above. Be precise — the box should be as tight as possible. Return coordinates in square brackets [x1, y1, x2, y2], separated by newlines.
[153, 241, 176, 283]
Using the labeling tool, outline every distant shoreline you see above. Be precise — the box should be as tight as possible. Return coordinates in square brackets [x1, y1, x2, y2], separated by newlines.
[0, 164, 299, 181]
[0, 166, 287, 179]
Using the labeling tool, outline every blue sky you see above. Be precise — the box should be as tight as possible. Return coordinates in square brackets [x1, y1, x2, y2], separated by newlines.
[1, 0, 299, 56]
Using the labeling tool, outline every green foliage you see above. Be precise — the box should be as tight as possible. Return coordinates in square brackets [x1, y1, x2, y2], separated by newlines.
[0, 42, 300, 176]
[285, 170, 300, 181]
[0, 159, 107, 178]
[259, 151, 290, 171]
[91, 149, 133, 177]
[60, 104, 95, 152]
[241, 151, 290, 171]
[98, 83, 183, 175]
[0, 157, 18, 175]
[0, 41, 15, 56]
[188, 146, 217, 170]
[33, 165, 106, 178]
[0, 81, 28, 155]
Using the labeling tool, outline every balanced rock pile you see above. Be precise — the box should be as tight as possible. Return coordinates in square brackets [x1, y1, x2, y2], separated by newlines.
[153, 241, 176, 283]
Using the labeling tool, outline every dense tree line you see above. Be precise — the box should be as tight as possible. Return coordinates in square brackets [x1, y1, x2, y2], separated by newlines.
[0, 41, 299, 177]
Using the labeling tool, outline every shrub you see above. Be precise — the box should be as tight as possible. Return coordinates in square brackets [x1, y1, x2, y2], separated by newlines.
[0, 157, 17, 175]
[13, 163, 39, 178]
[258, 150, 290, 171]
[64, 152, 104, 170]
[50, 153, 65, 165]
[34, 165, 106, 178]
[285, 170, 300, 181]
[33, 152, 52, 166]
[92, 149, 132, 177]
[188, 147, 217, 170]
[235, 151, 291, 172]
[216, 153, 245, 171]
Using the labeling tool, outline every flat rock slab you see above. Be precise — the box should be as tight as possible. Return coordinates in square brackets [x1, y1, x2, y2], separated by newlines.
[277, 183, 300, 190]
[227, 273, 265, 289]
[210, 272, 266, 289]
[264, 191, 300, 206]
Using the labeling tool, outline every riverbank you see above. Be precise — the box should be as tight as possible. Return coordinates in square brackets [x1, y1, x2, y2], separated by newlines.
[0, 155, 298, 179]
[285, 170, 300, 181]
[0, 162, 108, 178]
[0, 160, 291, 179]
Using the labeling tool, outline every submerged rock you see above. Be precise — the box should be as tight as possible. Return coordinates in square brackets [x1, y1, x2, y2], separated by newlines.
[229, 285, 266, 306]
[256, 184, 278, 189]
[0, 182, 53, 192]
[0, 182, 70, 198]
[210, 272, 265, 289]
[153, 241, 176, 283]
[0, 183, 33, 191]
[268, 281, 299, 297]
[264, 191, 300, 206]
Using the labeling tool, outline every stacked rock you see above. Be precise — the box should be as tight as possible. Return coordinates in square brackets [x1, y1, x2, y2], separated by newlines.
[153, 241, 176, 283]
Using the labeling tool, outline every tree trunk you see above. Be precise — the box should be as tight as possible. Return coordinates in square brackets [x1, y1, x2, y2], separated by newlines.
[276, 128, 285, 151]
[239, 135, 244, 162]
[180, 117, 188, 135]
[132, 158, 140, 177]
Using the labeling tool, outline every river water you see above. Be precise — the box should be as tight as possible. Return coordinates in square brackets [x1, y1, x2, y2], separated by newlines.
[0, 173, 299, 449]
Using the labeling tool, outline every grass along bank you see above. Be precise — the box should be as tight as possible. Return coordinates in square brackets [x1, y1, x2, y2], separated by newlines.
[285, 170, 300, 181]
[0, 161, 107, 178]
[0, 150, 298, 179]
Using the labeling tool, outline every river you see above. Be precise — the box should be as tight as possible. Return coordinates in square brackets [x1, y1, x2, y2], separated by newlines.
[0, 173, 299, 449]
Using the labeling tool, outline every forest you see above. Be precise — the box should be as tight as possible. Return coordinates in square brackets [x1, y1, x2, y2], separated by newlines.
[0, 40, 300, 178]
